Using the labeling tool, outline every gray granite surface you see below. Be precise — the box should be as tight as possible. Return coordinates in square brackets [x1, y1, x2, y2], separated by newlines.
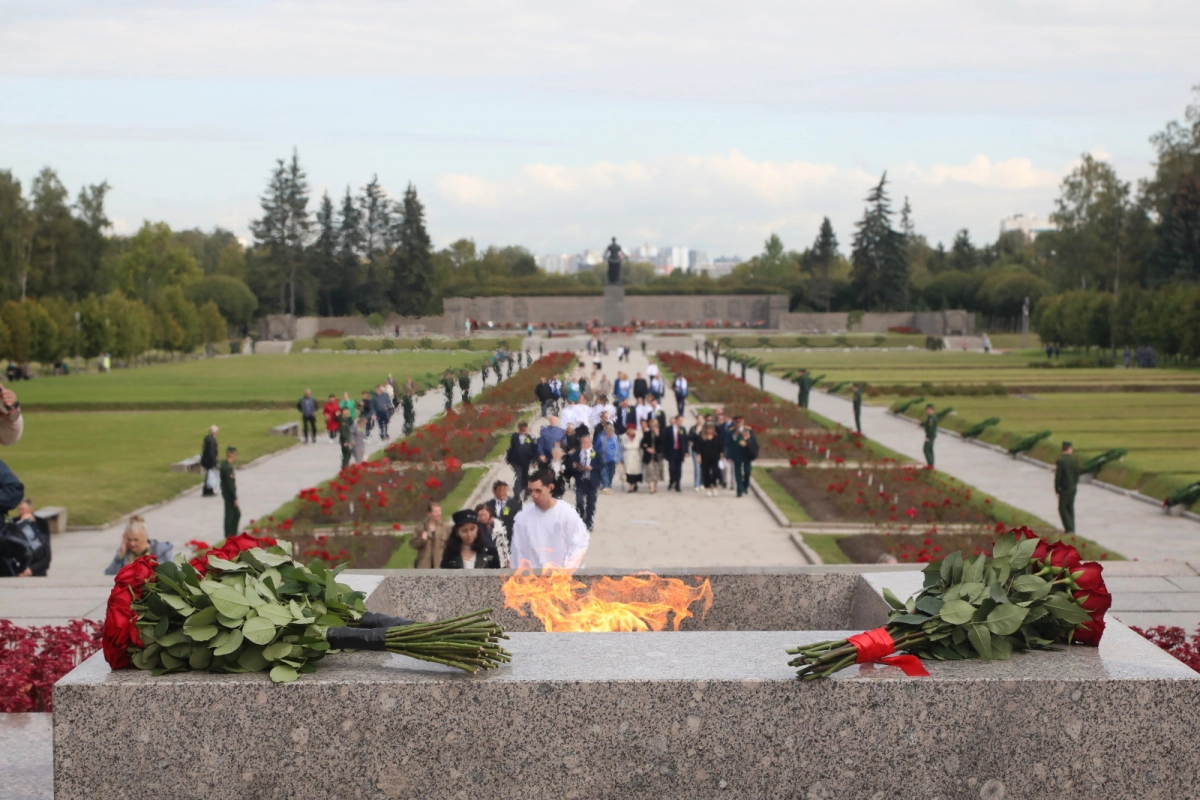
[0, 713, 52, 800]
[52, 567, 1200, 799]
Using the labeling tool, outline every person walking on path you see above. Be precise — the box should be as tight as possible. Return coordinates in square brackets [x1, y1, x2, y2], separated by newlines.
[664, 414, 688, 492]
[1055, 442, 1080, 533]
[596, 422, 621, 494]
[510, 467, 590, 570]
[412, 502, 451, 569]
[569, 432, 601, 530]
[506, 421, 536, 496]
[726, 415, 759, 497]
[339, 391, 358, 422]
[621, 424, 643, 492]
[535, 377, 553, 417]
[359, 390, 375, 437]
[200, 425, 219, 497]
[688, 415, 705, 491]
[323, 394, 340, 440]
[338, 409, 353, 469]
[851, 382, 863, 434]
[695, 422, 724, 497]
[220, 447, 239, 538]
[373, 385, 392, 440]
[922, 404, 938, 468]
[797, 369, 814, 409]
[537, 415, 566, 463]
[297, 389, 318, 443]
[633, 372, 648, 403]
[487, 481, 522, 549]
[351, 417, 367, 464]
[641, 419, 663, 494]
[439, 509, 500, 570]
[673, 374, 689, 415]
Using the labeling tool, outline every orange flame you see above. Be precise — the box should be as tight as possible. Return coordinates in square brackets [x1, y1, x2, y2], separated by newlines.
[501, 566, 714, 632]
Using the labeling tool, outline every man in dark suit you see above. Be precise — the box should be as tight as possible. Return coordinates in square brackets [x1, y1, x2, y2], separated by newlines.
[663, 414, 689, 492]
[614, 398, 636, 434]
[505, 421, 536, 496]
[489, 480, 523, 538]
[648, 397, 667, 431]
[568, 433, 601, 530]
[633, 373, 648, 403]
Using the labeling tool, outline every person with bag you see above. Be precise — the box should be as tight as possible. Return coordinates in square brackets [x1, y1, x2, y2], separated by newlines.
[200, 425, 219, 497]
[11, 498, 50, 576]
[0, 457, 29, 577]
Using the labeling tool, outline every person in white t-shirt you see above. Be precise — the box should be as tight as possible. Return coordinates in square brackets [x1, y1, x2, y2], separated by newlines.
[510, 466, 590, 570]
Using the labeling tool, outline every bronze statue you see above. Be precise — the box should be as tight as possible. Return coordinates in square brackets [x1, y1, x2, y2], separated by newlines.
[604, 237, 625, 284]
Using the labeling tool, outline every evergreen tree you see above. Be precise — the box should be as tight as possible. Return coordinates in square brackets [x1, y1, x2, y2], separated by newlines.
[74, 181, 111, 296]
[810, 217, 838, 312]
[949, 229, 978, 272]
[249, 149, 311, 316]
[310, 192, 339, 316]
[336, 187, 364, 315]
[850, 173, 909, 311]
[0, 171, 32, 302]
[357, 175, 393, 313]
[28, 168, 81, 300]
[390, 184, 434, 316]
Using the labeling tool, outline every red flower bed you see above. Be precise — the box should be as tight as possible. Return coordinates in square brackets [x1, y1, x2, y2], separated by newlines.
[759, 429, 871, 461]
[292, 459, 465, 525]
[888, 325, 920, 334]
[1, 620, 102, 711]
[721, 403, 815, 431]
[1131, 625, 1200, 673]
[387, 425, 496, 464]
[657, 351, 796, 409]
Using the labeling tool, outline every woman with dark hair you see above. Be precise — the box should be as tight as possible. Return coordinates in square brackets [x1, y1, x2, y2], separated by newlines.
[695, 422, 724, 497]
[440, 509, 500, 570]
[473, 503, 511, 568]
[641, 419, 663, 494]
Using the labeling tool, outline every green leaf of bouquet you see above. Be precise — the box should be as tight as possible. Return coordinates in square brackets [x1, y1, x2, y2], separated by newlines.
[939, 599, 976, 625]
[990, 635, 1013, 660]
[988, 579, 1009, 605]
[156, 631, 188, 648]
[154, 617, 169, 639]
[315, 613, 343, 628]
[162, 594, 191, 611]
[256, 603, 294, 627]
[269, 664, 299, 683]
[248, 548, 292, 567]
[888, 614, 929, 627]
[882, 588, 906, 611]
[1011, 574, 1051, 599]
[210, 588, 251, 619]
[185, 624, 219, 641]
[966, 622, 993, 659]
[916, 595, 944, 616]
[290, 600, 309, 620]
[199, 579, 224, 595]
[216, 612, 242, 628]
[207, 555, 248, 572]
[963, 554, 986, 585]
[1043, 594, 1093, 625]
[1009, 537, 1038, 571]
[1025, 604, 1050, 624]
[160, 651, 183, 670]
[242, 616, 277, 645]
[991, 533, 1017, 560]
[986, 604, 1028, 636]
[263, 641, 293, 661]
[184, 606, 217, 628]
[213, 629, 244, 656]
[237, 646, 268, 672]
[188, 647, 213, 670]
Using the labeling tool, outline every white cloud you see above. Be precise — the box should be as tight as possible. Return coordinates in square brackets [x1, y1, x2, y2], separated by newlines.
[899, 155, 1061, 190]
[1090, 145, 1114, 161]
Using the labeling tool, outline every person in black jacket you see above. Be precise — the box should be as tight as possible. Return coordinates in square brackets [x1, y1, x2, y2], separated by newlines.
[440, 509, 500, 569]
[535, 378, 553, 417]
[568, 433, 601, 530]
[506, 422, 536, 496]
[633, 373, 648, 403]
[662, 414, 689, 492]
[200, 425, 219, 497]
[12, 498, 50, 577]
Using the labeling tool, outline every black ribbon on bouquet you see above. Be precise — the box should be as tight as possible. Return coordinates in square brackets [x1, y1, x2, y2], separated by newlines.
[326, 612, 416, 651]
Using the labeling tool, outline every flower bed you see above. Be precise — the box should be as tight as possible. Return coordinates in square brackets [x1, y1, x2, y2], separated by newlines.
[657, 351, 800, 409]
[0, 619, 102, 711]
[291, 531, 410, 569]
[837, 532, 1002, 564]
[769, 465, 1006, 528]
[1131, 625, 1200, 673]
[759, 429, 872, 462]
[292, 460, 466, 525]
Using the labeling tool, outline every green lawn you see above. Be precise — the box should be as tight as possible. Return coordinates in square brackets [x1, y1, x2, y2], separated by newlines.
[311, 336, 515, 352]
[753, 469, 812, 522]
[707, 333, 929, 349]
[15, 352, 487, 410]
[6, 410, 295, 526]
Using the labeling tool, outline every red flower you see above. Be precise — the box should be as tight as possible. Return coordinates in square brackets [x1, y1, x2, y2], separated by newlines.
[1075, 586, 1112, 616]
[1047, 542, 1082, 570]
[1072, 561, 1105, 592]
[1073, 617, 1105, 646]
[102, 555, 157, 669]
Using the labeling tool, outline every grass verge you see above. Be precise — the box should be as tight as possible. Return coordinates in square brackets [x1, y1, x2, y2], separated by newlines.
[754, 469, 812, 522]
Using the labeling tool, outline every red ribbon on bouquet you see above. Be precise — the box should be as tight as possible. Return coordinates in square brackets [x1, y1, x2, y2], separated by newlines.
[847, 627, 929, 677]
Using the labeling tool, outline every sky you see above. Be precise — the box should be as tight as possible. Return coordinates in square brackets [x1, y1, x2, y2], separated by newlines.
[1, 0, 1197, 259]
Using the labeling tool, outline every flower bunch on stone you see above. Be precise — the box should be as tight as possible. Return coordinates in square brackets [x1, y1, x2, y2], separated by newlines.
[787, 527, 1110, 679]
[103, 535, 511, 682]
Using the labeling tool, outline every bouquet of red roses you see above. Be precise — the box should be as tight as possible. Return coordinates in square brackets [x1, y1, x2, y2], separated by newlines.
[787, 528, 1109, 679]
[104, 534, 510, 682]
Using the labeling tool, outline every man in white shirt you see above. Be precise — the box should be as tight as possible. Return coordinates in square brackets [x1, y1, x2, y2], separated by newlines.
[560, 400, 591, 431]
[634, 397, 654, 426]
[673, 374, 689, 415]
[646, 363, 659, 378]
[510, 467, 590, 570]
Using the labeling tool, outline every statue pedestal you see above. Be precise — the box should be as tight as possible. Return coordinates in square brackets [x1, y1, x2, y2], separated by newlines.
[604, 283, 625, 327]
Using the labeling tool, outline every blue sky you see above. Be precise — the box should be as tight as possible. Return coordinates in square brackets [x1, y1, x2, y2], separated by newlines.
[2, 1, 1197, 258]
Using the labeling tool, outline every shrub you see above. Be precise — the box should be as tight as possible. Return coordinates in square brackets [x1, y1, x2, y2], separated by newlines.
[872, 335, 886, 347]
[343, 337, 358, 350]
[834, 335, 850, 347]
[925, 335, 945, 351]
[457, 339, 472, 350]
[380, 338, 395, 350]
[418, 337, 434, 349]
[0, 620, 102, 711]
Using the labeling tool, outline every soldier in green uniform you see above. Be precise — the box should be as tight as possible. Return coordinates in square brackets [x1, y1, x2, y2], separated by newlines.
[1055, 441, 1079, 533]
[338, 408, 353, 470]
[219, 447, 239, 538]
[922, 404, 938, 468]
[797, 369, 812, 409]
[851, 382, 863, 434]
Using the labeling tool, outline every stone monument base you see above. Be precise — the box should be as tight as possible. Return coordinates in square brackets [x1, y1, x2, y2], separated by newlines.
[604, 283, 625, 327]
[54, 569, 1200, 799]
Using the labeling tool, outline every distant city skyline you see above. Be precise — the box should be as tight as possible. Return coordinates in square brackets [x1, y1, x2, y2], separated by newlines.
[2, 2, 1196, 256]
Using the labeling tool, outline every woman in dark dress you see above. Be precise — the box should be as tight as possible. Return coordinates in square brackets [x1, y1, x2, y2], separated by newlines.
[695, 422, 725, 497]
[439, 509, 500, 570]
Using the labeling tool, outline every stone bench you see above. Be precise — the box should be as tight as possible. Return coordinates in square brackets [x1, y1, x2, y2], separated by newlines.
[169, 455, 203, 474]
[270, 421, 300, 437]
[34, 506, 68, 535]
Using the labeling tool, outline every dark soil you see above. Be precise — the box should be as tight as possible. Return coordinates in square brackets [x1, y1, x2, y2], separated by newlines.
[768, 468, 844, 521]
[838, 533, 998, 564]
[291, 532, 407, 568]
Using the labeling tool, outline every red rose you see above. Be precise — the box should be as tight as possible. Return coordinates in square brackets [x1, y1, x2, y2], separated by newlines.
[1047, 542, 1082, 570]
[1013, 526, 1037, 540]
[1072, 561, 1105, 592]
[114, 554, 158, 591]
[1073, 617, 1105, 646]
[102, 588, 137, 669]
[1075, 586, 1112, 616]
[1031, 539, 1051, 563]
[189, 556, 208, 577]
